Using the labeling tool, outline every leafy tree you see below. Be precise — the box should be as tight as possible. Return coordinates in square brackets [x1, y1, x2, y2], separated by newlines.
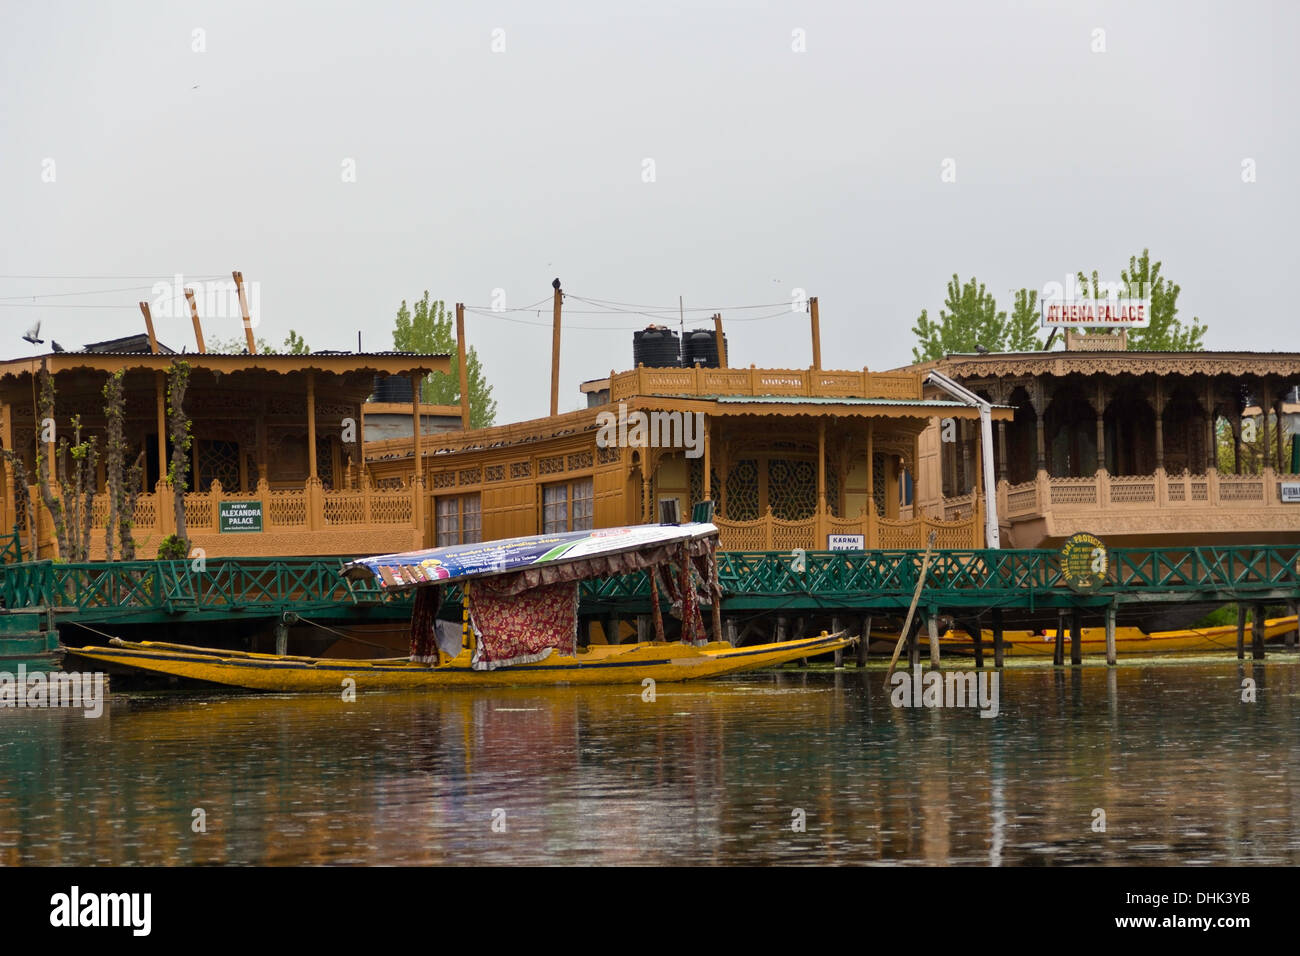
[393, 292, 497, 428]
[205, 331, 310, 354]
[912, 275, 1028, 362]
[1075, 249, 1206, 351]
[1006, 288, 1044, 352]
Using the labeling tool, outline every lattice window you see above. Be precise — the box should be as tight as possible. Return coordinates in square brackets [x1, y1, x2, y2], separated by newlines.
[316, 436, 335, 489]
[432, 471, 456, 489]
[485, 464, 505, 482]
[872, 452, 887, 514]
[689, 460, 721, 509]
[826, 467, 840, 517]
[597, 445, 621, 464]
[725, 460, 758, 521]
[767, 458, 816, 520]
[510, 461, 531, 478]
[567, 451, 594, 471]
[538, 455, 565, 475]
[196, 439, 240, 492]
[458, 467, 481, 485]
[436, 494, 481, 546]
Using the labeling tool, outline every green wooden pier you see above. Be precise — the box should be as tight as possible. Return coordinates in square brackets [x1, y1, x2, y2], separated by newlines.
[3, 535, 1299, 671]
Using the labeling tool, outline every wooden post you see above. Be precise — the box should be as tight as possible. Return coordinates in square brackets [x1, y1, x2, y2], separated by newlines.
[139, 301, 159, 354]
[702, 415, 711, 501]
[637, 614, 649, 643]
[154, 371, 169, 493]
[306, 371, 318, 479]
[455, 303, 470, 429]
[1105, 604, 1117, 666]
[809, 296, 821, 370]
[605, 614, 620, 646]
[817, 420, 826, 532]
[233, 271, 256, 354]
[649, 567, 666, 642]
[275, 620, 289, 656]
[713, 314, 727, 368]
[832, 615, 843, 668]
[795, 616, 807, 666]
[971, 618, 984, 669]
[992, 607, 1005, 668]
[1236, 604, 1247, 660]
[1070, 606, 1083, 666]
[411, 372, 423, 484]
[1053, 609, 1065, 666]
[724, 617, 738, 647]
[908, 619, 921, 672]
[857, 614, 871, 667]
[1288, 601, 1298, 649]
[550, 283, 563, 417]
[928, 609, 941, 668]
[184, 288, 207, 353]
[1252, 603, 1266, 660]
[775, 615, 788, 646]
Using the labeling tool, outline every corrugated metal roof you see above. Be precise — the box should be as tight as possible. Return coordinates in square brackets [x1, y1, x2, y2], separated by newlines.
[698, 395, 1003, 408]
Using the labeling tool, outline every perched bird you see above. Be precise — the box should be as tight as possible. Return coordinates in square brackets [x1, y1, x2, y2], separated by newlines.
[51, 341, 65, 352]
[22, 321, 43, 345]
[974, 343, 989, 354]
[552, 277, 561, 290]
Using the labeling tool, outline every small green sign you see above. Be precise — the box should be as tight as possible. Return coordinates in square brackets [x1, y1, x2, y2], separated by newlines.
[1060, 532, 1108, 591]
[220, 500, 263, 533]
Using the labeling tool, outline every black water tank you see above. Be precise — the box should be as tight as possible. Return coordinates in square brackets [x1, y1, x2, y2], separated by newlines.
[372, 374, 414, 403]
[632, 326, 680, 368]
[682, 329, 726, 368]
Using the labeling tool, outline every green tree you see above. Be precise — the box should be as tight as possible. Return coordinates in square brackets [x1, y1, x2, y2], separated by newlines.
[393, 292, 497, 428]
[206, 331, 310, 354]
[1075, 249, 1207, 351]
[1006, 288, 1044, 352]
[912, 275, 1030, 362]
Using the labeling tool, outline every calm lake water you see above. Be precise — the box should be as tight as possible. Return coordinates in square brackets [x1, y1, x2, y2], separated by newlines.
[2, 658, 1298, 865]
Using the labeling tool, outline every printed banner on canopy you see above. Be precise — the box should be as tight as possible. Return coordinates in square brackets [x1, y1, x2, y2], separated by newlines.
[343, 522, 718, 591]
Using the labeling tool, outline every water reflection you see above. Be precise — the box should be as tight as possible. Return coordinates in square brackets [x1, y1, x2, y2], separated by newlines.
[0, 661, 1297, 865]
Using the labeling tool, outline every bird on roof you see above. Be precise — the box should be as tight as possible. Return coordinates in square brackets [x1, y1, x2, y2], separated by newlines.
[51, 341, 65, 353]
[22, 321, 43, 346]
[975, 343, 989, 354]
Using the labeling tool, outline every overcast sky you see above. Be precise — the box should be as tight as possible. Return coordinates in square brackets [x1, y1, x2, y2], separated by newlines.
[3, 0, 1295, 423]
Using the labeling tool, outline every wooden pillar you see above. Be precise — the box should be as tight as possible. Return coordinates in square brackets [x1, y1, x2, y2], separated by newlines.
[410, 372, 423, 485]
[1095, 412, 1106, 472]
[724, 617, 738, 646]
[865, 421, 874, 516]
[1236, 605, 1247, 660]
[455, 303, 470, 430]
[775, 615, 788, 646]
[1286, 601, 1298, 648]
[1252, 603, 1266, 660]
[1259, 383, 1270, 474]
[234, 271, 256, 354]
[702, 414, 711, 502]
[306, 371, 318, 479]
[1276, 396, 1285, 471]
[817, 420, 826, 541]
[184, 289, 207, 353]
[809, 296, 821, 370]
[1035, 405, 1047, 473]
[255, 403, 269, 486]
[1153, 379, 1164, 472]
[832, 615, 843, 668]
[1105, 604, 1117, 666]
[139, 302, 159, 354]
[1233, 414, 1243, 475]
[997, 420, 1008, 480]
[927, 610, 941, 668]
[991, 607, 1005, 668]
[908, 619, 921, 672]
[1053, 609, 1065, 666]
[605, 613, 620, 646]
[856, 614, 871, 667]
[275, 620, 289, 656]
[713, 314, 727, 368]
[636, 615, 649, 643]
[155, 372, 169, 488]
[971, 618, 984, 669]
[550, 284, 563, 417]
[1070, 606, 1083, 666]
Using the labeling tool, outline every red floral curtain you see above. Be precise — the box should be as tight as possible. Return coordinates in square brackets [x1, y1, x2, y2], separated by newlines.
[467, 580, 578, 670]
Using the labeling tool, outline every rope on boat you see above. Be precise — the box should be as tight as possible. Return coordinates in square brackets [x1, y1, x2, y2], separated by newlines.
[293, 615, 401, 654]
[68, 620, 124, 643]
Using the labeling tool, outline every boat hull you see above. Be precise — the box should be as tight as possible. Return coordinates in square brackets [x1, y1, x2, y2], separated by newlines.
[58, 632, 855, 693]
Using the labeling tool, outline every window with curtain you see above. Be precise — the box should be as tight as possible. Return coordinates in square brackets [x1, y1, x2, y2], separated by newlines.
[436, 494, 481, 546]
[542, 478, 593, 533]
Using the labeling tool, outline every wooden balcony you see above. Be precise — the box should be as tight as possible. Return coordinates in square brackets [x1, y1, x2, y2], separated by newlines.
[609, 366, 924, 403]
[18, 476, 425, 561]
[715, 500, 983, 552]
[998, 467, 1300, 546]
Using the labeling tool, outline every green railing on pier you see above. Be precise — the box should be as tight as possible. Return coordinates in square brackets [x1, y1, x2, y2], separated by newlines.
[2, 545, 1299, 623]
[0, 528, 22, 566]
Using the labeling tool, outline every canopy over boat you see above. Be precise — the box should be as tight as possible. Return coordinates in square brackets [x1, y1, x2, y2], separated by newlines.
[341, 522, 719, 592]
[342, 523, 722, 670]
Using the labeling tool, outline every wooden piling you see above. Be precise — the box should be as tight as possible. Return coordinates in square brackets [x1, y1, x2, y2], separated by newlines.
[1053, 610, 1065, 666]
[1105, 604, 1117, 666]
[636, 615, 649, 643]
[275, 621, 288, 656]
[991, 607, 1005, 669]
[1252, 603, 1266, 660]
[970, 618, 984, 669]
[908, 620, 921, 672]
[1288, 601, 1298, 648]
[1236, 605, 1247, 660]
[606, 613, 620, 646]
[1070, 606, 1083, 666]
[857, 614, 871, 668]
[795, 616, 808, 667]
[832, 616, 843, 668]
[724, 617, 738, 647]
[927, 610, 941, 669]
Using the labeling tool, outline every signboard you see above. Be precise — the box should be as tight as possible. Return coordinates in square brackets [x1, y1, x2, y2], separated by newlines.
[828, 534, 865, 551]
[1060, 532, 1108, 592]
[219, 500, 264, 533]
[1281, 482, 1300, 504]
[1040, 298, 1150, 328]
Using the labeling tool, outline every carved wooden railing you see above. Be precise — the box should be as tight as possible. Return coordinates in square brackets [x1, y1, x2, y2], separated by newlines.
[715, 499, 982, 551]
[609, 366, 924, 402]
[999, 467, 1300, 519]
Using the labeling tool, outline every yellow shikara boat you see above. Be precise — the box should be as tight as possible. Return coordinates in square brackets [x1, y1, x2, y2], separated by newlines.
[870, 615, 1298, 657]
[59, 522, 854, 692]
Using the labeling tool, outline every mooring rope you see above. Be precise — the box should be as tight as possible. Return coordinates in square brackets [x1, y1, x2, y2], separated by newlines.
[293, 615, 401, 654]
